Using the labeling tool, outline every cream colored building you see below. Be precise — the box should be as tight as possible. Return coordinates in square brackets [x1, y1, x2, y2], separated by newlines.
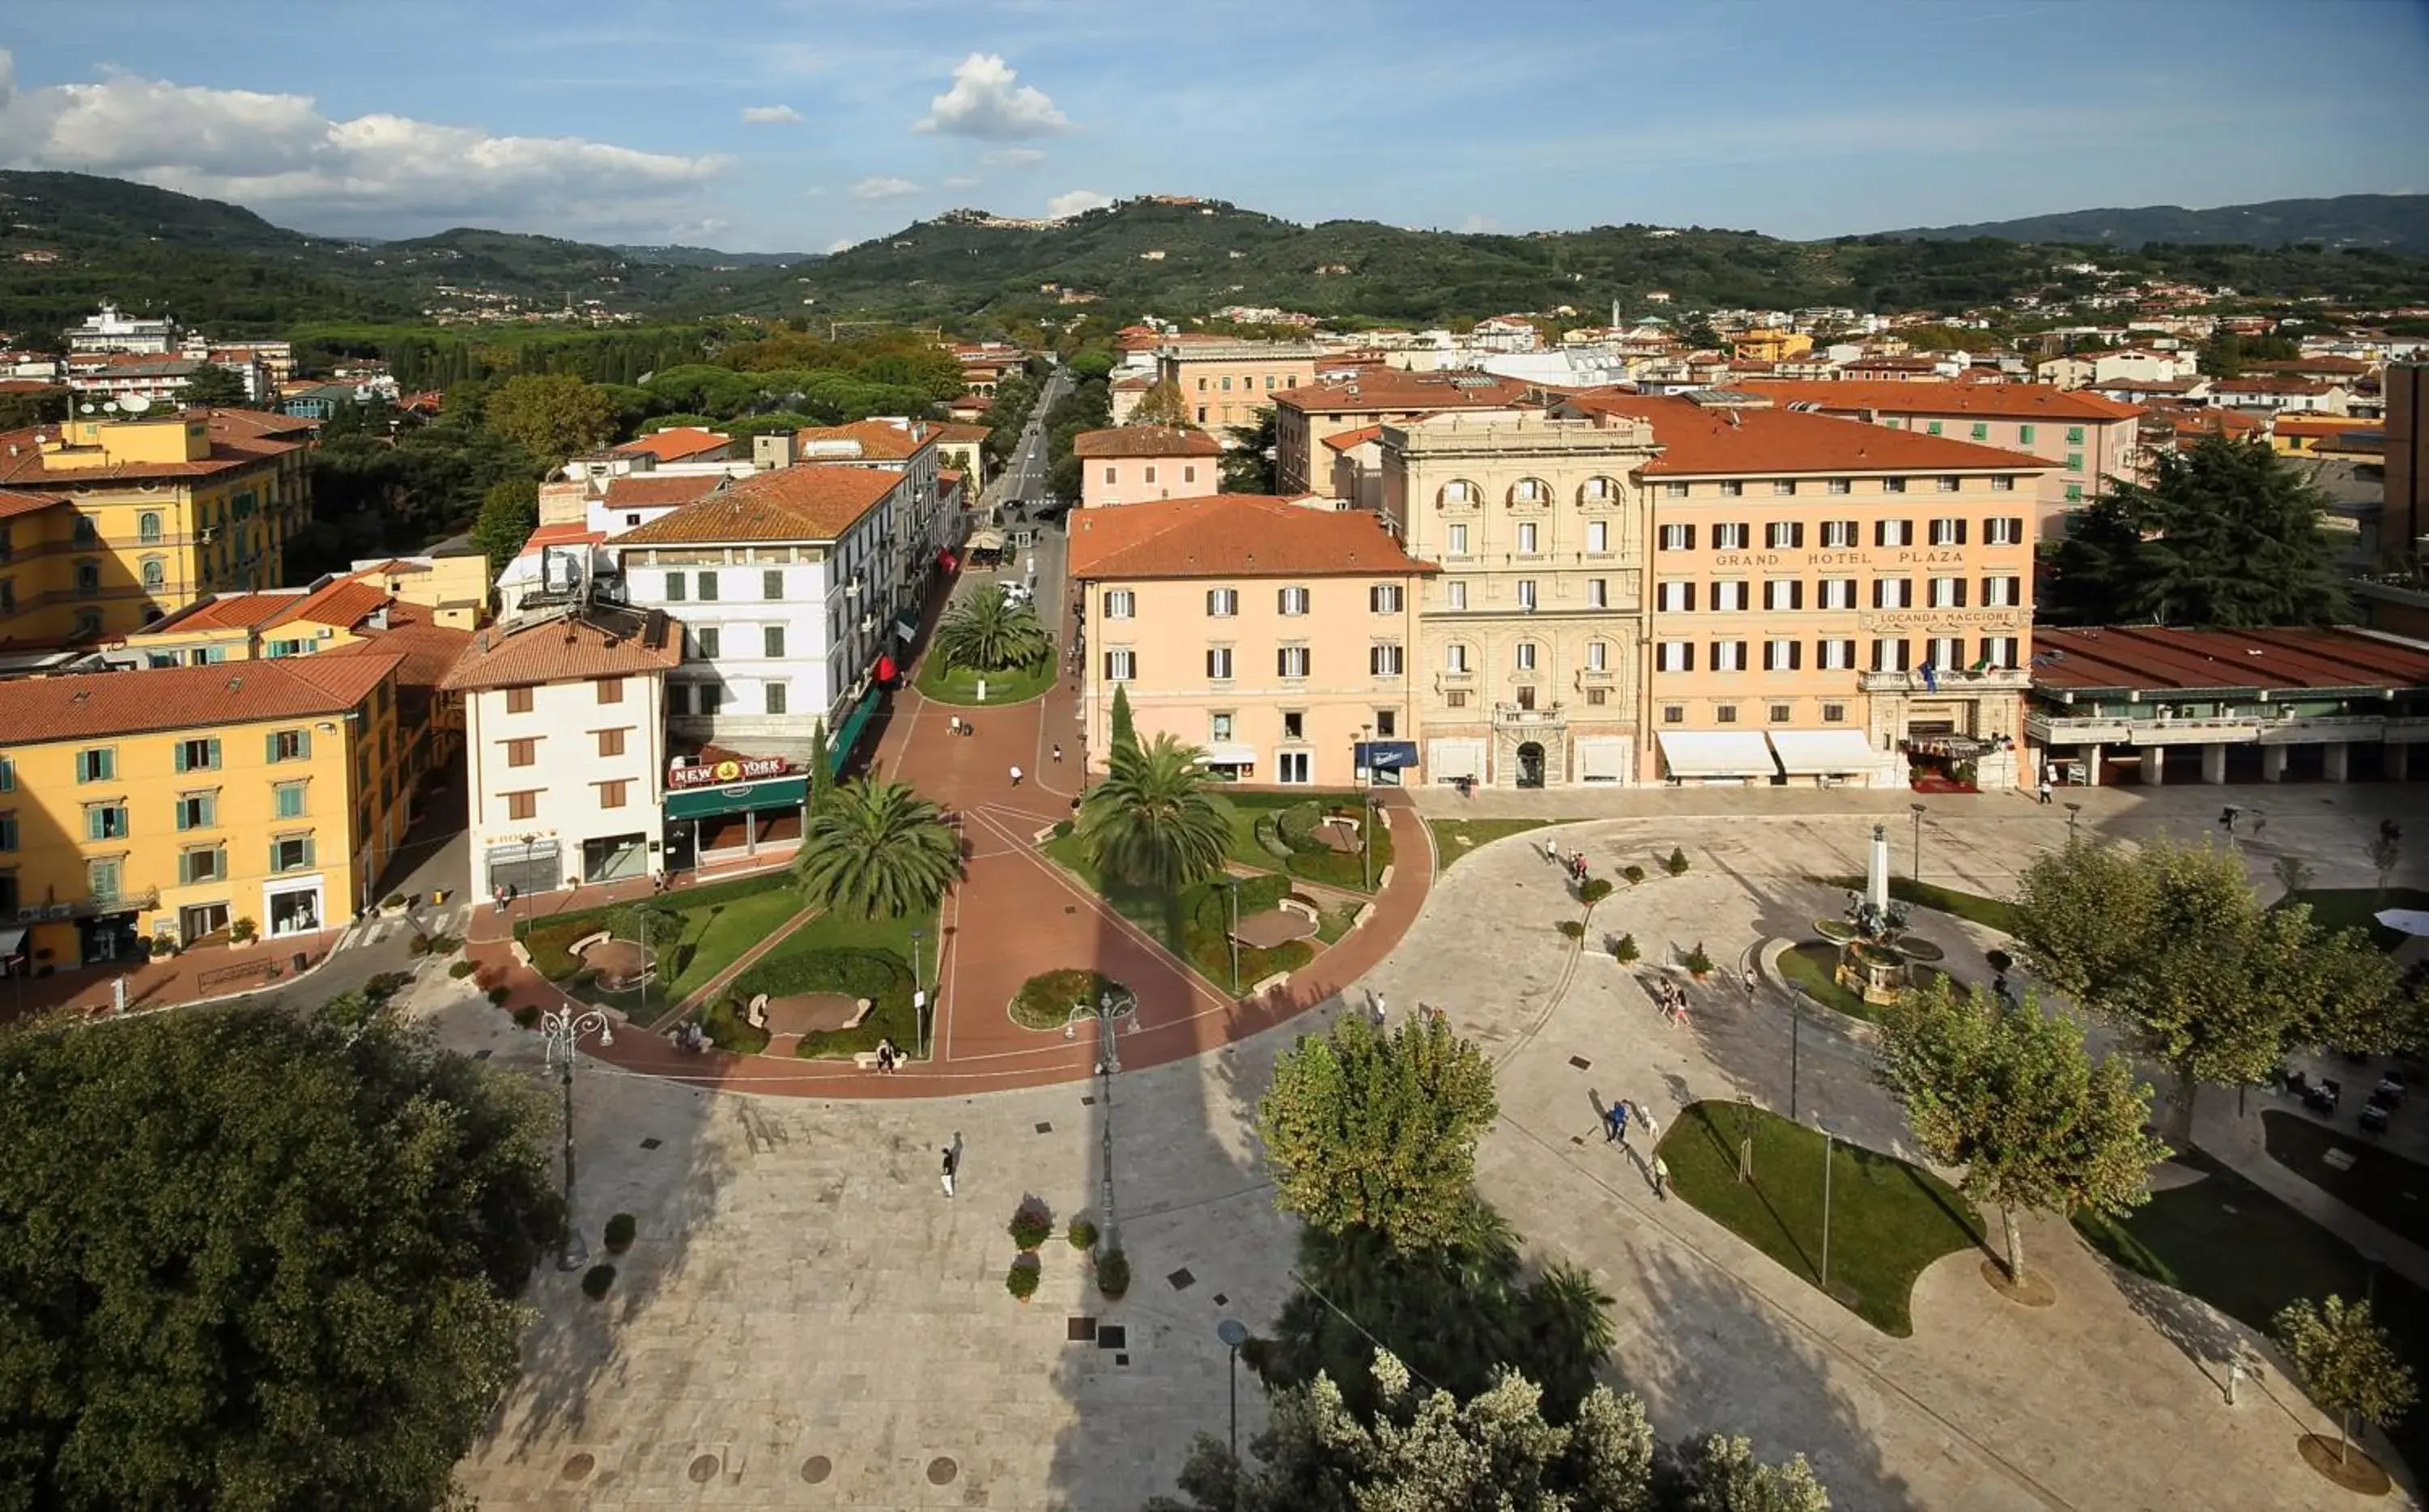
[1067, 495, 1431, 788]
[1376, 410, 1659, 788]
[1072, 427, 1223, 508]
[1155, 339, 1321, 432]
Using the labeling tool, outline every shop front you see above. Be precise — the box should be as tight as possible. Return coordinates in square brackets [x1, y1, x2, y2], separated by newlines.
[263, 874, 326, 939]
[662, 754, 807, 872]
[581, 833, 650, 885]
[483, 839, 564, 898]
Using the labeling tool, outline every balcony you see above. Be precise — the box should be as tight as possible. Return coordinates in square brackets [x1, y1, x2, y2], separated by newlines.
[8, 886, 160, 924]
[1861, 667, 2032, 696]
[2026, 711, 2398, 748]
[1494, 700, 1566, 728]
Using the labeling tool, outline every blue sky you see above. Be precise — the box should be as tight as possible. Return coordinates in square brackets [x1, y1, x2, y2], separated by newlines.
[1, 0, 2422, 250]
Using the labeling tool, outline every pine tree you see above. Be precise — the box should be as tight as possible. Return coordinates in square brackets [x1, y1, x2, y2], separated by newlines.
[1109, 683, 1138, 756]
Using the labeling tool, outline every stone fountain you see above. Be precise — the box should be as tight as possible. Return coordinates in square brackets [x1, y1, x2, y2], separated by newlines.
[1814, 825, 1946, 1006]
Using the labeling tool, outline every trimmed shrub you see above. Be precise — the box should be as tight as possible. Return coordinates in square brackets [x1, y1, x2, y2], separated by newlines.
[229, 917, 258, 945]
[1006, 1257, 1041, 1302]
[1096, 1247, 1131, 1300]
[1252, 814, 1297, 861]
[1684, 943, 1715, 976]
[728, 945, 913, 1059]
[1613, 933, 1641, 964]
[699, 996, 771, 1055]
[1008, 1200, 1053, 1251]
[604, 1213, 636, 1253]
[487, 986, 512, 1005]
[1184, 873, 1312, 983]
[512, 1005, 541, 1029]
[382, 893, 406, 910]
[1985, 948, 2014, 975]
[1665, 847, 1691, 877]
[1557, 920, 1586, 941]
[448, 958, 478, 979]
[1274, 800, 1330, 853]
[1622, 864, 1646, 885]
[1052, 818, 1074, 839]
[581, 1264, 616, 1301]
[1067, 1218, 1099, 1251]
[1013, 968, 1124, 1032]
[1578, 877, 1614, 907]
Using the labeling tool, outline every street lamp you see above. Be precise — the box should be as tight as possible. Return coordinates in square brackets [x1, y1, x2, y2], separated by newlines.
[1815, 1118, 1836, 1293]
[538, 1004, 615, 1271]
[1216, 1318, 1250, 1474]
[1222, 876, 1241, 994]
[1358, 725, 1375, 893]
[2064, 801, 2082, 841]
[911, 928, 929, 1058]
[1908, 802, 1926, 882]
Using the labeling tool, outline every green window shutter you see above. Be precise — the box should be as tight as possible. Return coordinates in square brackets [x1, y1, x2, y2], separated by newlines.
[270, 840, 283, 872]
[1926, 421, 1942, 435]
[174, 744, 189, 773]
[298, 729, 311, 759]
[207, 738, 220, 770]
[266, 733, 281, 762]
[303, 836, 316, 867]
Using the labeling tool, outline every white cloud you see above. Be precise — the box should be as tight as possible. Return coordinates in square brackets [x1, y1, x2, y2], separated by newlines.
[942, 174, 980, 190]
[0, 49, 722, 239]
[915, 54, 1068, 139]
[982, 147, 1049, 168]
[849, 176, 920, 200]
[739, 104, 802, 125]
[1047, 189, 1112, 219]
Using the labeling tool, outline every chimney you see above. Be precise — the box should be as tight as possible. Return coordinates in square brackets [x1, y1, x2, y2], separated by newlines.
[755, 432, 798, 470]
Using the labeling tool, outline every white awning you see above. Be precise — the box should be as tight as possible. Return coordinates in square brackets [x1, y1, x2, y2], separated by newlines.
[0, 925, 25, 961]
[1194, 742, 1259, 767]
[1768, 728, 1883, 775]
[1576, 737, 1629, 781]
[1657, 729, 1777, 779]
[1430, 739, 1485, 780]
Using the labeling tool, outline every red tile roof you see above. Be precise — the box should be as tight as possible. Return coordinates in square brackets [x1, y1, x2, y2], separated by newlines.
[2033, 626, 2429, 695]
[1321, 425, 1385, 452]
[611, 465, 897, 545]
[1068, 495, 1432, 580]
[926, 421, 992, 443]
[1273, 371, 1538, 416]
[610, 426, 733, 462]
[0, 486, 66, 520]
[321, 606, 472, 695]
[0, 425, 298, 487]
[521, 522, 609, 554]
[440, 603, 681, 692]
[1557, 393, 2053, 475]
[793, 418, 938, 461]
[0, 653, 402, 743]
[1073, 425, 1222, 458]
[602, 473, 726, 508]
[1732, 378, 2142, 421]
[2213, 375, 2337, 395]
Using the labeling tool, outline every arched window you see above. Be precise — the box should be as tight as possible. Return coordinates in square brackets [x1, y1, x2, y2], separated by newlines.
[140, 557, 167, 591]
[1579, 476, 1619, 504]
[1509, 477, 1550, 506]
[137, 511, 164, 542]
[1438, 479, 1479, 508]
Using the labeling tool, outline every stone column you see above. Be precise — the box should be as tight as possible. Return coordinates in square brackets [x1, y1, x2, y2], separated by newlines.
[2324, 742, 2350, 782]
[2085, 743, 2103, 787]
[2389, 742, 2412, 781]
[2144, 744, 2167, 785]
[2202, 744, 2228, 784]
[2263, 745, 2289, 783]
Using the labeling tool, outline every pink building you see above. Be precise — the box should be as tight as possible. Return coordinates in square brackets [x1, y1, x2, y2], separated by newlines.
[1072, 427, 1223, 508]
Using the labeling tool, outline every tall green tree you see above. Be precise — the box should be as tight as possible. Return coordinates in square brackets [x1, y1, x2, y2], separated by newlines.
[2012, 836, 2401, 1140]
[470, 475, 539, 575]
[1108, 683, 1138, 755]
[793, 779, 961, 920]
[179, 361, 252, 408]
[933, 584, 1051, 673]
[0, 1006, 562, 1512]
[1257, 1014, 1500, 1255]
[806, 718, 834, 815]
[1075, 733, 1233, 890]
[1130, 380, 1195, 429]
[481, 372, 615, 465]
[2043, 436, 2349, 626]
[1221, 407, 1278, 493]
[1874, 979, 2168, 1287]
[2276, 1295, 2417, 1467]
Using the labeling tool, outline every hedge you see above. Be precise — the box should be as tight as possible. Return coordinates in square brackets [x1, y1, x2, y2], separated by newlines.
[698, 994, 769, 1054]
[727, 945, 914, 1059]
[1185, 874, 1313, 983]
[1013, 968, 1125, 1031]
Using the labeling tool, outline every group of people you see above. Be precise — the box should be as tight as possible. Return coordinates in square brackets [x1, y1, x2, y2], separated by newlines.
[1602, 1098, 1671, 1199]
[1543, 838, 1591, 883]
[1648, 974, 1691, 1026]
[874, 1037, 903, 1073]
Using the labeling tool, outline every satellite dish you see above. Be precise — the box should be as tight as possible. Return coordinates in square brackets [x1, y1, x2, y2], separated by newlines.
[120, 395, 152, 414]
[102, 400, 120, 413]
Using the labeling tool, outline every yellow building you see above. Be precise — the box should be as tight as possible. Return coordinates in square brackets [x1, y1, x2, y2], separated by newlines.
[0, 653, 406, 968]
[1731, 328, 1813, 364]
[0, 409, 312, 652]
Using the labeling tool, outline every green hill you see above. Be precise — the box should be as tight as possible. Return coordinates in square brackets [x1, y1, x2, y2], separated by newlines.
[1883, 193, 2429, 253]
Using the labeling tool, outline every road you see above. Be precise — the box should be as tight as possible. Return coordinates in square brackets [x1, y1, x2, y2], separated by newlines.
[993, 361, 1071, 514]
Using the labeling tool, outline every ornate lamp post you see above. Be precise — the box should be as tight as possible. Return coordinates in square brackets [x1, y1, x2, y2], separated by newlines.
[538, 1004, 615, 1271]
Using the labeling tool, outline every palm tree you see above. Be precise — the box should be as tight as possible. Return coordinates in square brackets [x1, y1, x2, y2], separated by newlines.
[1076, 733, 1232, 890]
[793, 779, 962, 919]
[932, 584, 1050, 673]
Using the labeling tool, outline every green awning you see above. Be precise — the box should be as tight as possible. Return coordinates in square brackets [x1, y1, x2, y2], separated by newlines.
[663, 775, 807, 821]
[828, 687, 881, 777]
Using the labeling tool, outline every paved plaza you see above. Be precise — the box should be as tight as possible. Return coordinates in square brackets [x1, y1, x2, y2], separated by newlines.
[438, 779, 2429, 1510]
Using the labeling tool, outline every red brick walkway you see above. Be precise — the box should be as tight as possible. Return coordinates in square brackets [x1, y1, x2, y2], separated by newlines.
[463, 640, 1434, 1098]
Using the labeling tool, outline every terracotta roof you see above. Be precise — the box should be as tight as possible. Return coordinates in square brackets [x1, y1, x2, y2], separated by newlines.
[1274, 371, 1538, 416]
[0, 652, 402, 743]
[793, 418, 938, 461]
[521, 522, 609, 554]
[0, 426, 296, 487]
[1067, 495, 1433, 581]
[2033, 626, 2429, 695]
[321, 606, 472, 694]
[2146, 404, 2261, 439]
[0, 486, 66, 520]
[2213, 375, 2336, 395]
[610, 465, 897, 546]
[2274, 414, 2369, 434]
[1072, 426, 1222, 459]
[1321, 425, 1385, 452]
[440, 602, 680, 692]
[602, 473, 726, 508]
[1557, 393, 2054, 476]
[205, 409, 316, 442]
[925, 421, 991, 443]
[1731, 379, 2142, 421]
[612, 426, 733, 462]
[1110, 374, 1155, 390]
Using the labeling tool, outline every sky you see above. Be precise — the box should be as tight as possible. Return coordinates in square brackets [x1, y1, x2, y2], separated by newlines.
[0, 0, 2423, 253]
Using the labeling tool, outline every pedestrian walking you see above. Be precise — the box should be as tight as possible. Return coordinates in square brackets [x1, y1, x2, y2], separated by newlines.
[1742, 966, 1758, 1000]
[1053, 744, 1063, 762]
[1369, 989, 1387, 1026]
[2037, 773, 2053, 805]
[1606, 1102, 1630, 1144]
[1544, 837, 1561, 864]
[1009, 765, 1023, 787]
[940, 1146, 958, 1198]
[1651, 1154, 1671, 1200]
[875, 1040, 895, 1073]
[492, 883, 507, 915]
[506, 883, 519, 908]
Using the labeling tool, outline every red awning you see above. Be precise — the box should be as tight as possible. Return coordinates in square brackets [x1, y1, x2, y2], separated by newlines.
[937, 549, 959, 572]
[874, 655, 898, 683]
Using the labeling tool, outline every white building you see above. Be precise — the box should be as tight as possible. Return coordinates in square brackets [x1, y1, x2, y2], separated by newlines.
[2091, 349, 2195, 385]
[67, 302, 179, 355]
[607, 465, 908, 753]
[440, 597, 682, 898]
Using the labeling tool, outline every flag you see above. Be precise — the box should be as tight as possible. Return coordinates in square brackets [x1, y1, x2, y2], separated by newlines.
[1921, 661, 1938, 693]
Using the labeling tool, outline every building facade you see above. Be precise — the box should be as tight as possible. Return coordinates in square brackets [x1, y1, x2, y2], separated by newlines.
[0, 652, 405, 966]
[1068, 495, 1431, 788]
[440, 599, 681, 898]
[1073, 426, 1223, 508]
[1155, 340, 1321, 432]
[1272, 372, 1540, 495]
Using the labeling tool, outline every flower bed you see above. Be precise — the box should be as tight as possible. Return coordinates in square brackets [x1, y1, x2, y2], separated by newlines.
[1012, 968, 1128, 1031]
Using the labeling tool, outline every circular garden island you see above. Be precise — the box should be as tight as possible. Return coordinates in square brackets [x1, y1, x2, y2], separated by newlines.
[696, 945, 915, 1059]
[1010, 970, 1135, 1032]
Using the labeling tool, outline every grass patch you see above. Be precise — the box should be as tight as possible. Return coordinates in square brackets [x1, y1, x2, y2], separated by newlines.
[1664, 1100, 1985, 1336]
[1042, 833, 1315, 990]
[914, 651, 1056, 707]
[2075, 1148, 2429, 1478]
[719, 903, 934, 1058]
[1813, 874, 2022, 936]
[2282, 887, 2429, 953]
[1778, 941, 1878, 1023]
[1011, 968, 1124, 1031]
[1219, 790, 1397, 893]
[1427, 818, 1551, 870]
[515, 871, 800, 1013]
[2262, 1110, 2429, 1248]
[661, 885, 805, 1000]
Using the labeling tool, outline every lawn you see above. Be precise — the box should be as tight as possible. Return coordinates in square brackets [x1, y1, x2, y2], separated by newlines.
[913, 651, 1057, 707]
[2285, 887, 2429, 953]
[712, 900, 938, 1058]
[2074, 1148, 2429, 1478]
[1042, 830, 1316, 991]
[1219, 789, 1397, 893]
[1662, 1100, 1986, 1336]
[1778, 941, 1876, 1022]
[1812, 874, 2022, 936]
[1428, 818, 1551, 871]
[515, 871, 801, 1013]
[2262, 1110, 2429, 1249]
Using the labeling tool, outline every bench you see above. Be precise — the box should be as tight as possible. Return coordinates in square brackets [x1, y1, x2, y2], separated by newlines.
[747, 993, 769, 1030]
[568, 931, 610, 957]
[845, 997, 876, 1030]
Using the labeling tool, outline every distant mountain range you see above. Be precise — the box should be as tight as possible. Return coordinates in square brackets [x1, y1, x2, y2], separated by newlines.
[0, 170, 2423, 340]
[1886, 194, 2429, 253]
